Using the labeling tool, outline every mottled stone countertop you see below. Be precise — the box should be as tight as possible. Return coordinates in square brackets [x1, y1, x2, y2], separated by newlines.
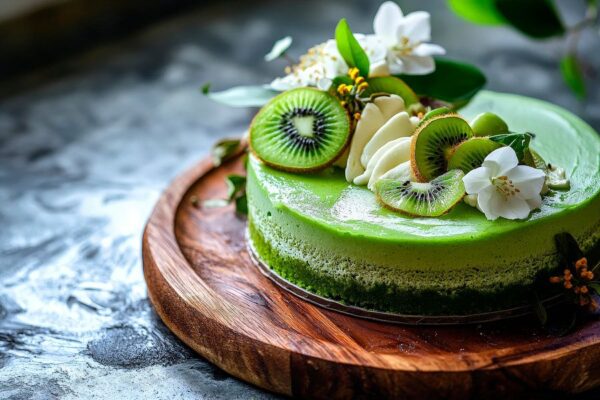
[1, 0, 598, 398]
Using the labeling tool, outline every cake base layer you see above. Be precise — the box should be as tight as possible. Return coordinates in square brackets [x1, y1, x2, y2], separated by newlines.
[248, 220, 566, 315]
[246, 91, 600, 315]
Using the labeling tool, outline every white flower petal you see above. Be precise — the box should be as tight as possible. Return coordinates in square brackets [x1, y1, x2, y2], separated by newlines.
[369, 61, 391, 77]
[270, 76, 296, 91]
[373, 1, 404, 44]
[394, 55, 435, 75]
[317, 78, 332, 91]
[463, 166, 493, 194]
[476, 185, 499, 220]
[396, 11, 431, 43]
[490, 194, 532, 220]
[507, 165, 546, 199]
[526, 194, 542, 210]
[482, 147, 518, 176]
[359, 35, 388, 64]
[412, 43, 446, 57]
[386, 55, 405, 74]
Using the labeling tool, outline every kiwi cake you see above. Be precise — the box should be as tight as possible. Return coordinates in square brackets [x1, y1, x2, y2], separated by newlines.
[246, 91, 600, 315]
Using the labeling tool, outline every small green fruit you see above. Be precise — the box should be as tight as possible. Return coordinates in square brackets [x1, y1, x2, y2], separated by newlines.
[470, 112, 509, 137]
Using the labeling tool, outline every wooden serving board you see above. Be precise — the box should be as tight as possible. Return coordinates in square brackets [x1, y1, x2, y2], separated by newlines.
[143, 154, 600, 399]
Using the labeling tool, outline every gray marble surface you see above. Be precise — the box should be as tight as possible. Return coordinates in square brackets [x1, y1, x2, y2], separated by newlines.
[1, 0, 598, 399]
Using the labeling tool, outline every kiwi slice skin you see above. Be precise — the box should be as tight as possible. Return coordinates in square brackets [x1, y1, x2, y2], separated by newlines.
[417, 107, 452, 128]
[411, 114, 473, 182]
[249, 88, 350, 172]
[447, 137, 502, 173]
[362, 76, 419, 106]
[375, 169, 465, 217]
[471, 112, 509, 137]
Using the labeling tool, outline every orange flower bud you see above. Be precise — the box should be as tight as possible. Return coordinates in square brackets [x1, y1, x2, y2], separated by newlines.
[580, 286, 589, 294]
[576, 257, 588, 269]
[354, 112, 361, 121]
[549, 276, 561, 283]
[564, 281, 573, 289]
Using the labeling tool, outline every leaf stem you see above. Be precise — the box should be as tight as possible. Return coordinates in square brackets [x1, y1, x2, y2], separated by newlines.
[565, 2, 599, 55]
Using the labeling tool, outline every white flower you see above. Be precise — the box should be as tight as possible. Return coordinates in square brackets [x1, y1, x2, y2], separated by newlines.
[270, 36, 387, 91]
[269, 1, 445, 90]
[462, 147, 546, 221]
[373, 1, 445, 75]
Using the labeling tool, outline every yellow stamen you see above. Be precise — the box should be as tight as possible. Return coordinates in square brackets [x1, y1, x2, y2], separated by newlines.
[357, 82, 369, 93]
[492, 175, 519, 199]
[337, 84, 351, 96]
[354, 112, 361, 120]
[355, 76, 365, 85]
[348, 67, 360, 80]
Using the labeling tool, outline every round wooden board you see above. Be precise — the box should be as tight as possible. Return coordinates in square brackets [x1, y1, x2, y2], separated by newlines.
[143, 154, 600, 399]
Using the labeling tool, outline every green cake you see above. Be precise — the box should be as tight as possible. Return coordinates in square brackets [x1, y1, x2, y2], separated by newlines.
[246, 91, 600, 315]
[207, 2, 600, 317]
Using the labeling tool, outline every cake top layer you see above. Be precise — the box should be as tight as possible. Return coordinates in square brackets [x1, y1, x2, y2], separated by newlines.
[250, 91, 600, 242]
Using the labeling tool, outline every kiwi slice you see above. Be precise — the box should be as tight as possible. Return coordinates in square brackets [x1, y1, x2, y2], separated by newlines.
[250, 88, 350, 172]
[470, 112, 509, 137]
[375, 169, 465, 217]
[447, 137, 502, 173]
[411, 115, 473, 182]
[362, 77, 419, 106]
[417, 107, 452, 128]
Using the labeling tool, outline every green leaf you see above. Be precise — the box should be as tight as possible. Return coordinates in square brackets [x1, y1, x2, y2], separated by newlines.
[533, 293, 548, 326]
[226, 174, 246, 202]
[554, 232, 584, 266]
[494, 0, 565, 38]
[560, 54, 586, 100]
[555, 308, 578, 337]
[396, 58, 486, 107]
[265, 36, 293, 62]
[235, 194, 248, 215]
[212, 138, 242, 166]
[448, 0, 506, 25]
[203, 85, 278, 107]
[335, 18, 370, 77]
[589, 283, 600, 294]
[489, 132, 534, 161]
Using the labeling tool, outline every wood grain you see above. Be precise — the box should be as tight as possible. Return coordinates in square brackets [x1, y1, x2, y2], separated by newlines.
[143, 154, 600, 399]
